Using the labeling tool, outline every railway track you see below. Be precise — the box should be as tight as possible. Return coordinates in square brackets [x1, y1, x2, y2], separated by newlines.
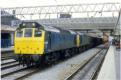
[14, 49, 106, 80]
[1, 57, 13, 61]
[65, 48, 108, 80]
[1, 59, 42, 80]
[1, 45, 108, 80]
[1, 56, 13, 61]
[21, 46, 106, 80]
[2, 66, 39, 80]
[1, 61, 19, 70]
[1, 65, 27, 78]
[1, 51, 14, 60]
[14, 69, 39, 80]
[1, 59, 17, 65]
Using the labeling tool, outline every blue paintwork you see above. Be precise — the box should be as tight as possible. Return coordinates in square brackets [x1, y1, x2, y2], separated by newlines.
[1, 39, 11, 48]
[45, 31, 76, 53]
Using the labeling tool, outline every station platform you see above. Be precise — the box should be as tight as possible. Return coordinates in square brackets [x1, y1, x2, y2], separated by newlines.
[97, 45, 120, 80]
[1, 46, 14, 53]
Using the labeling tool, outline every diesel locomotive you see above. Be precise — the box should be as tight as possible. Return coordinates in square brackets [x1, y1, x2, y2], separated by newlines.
[14, 22, 102, 66]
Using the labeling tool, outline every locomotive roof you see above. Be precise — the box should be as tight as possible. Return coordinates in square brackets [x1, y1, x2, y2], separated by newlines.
[67, 30, 77, 35]
[18, 22, 78, 34]
[18, 22, 60, 33]
[44, 25, 60, 33]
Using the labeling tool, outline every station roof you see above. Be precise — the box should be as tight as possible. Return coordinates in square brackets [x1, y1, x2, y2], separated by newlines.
[1, 3, 121, 34]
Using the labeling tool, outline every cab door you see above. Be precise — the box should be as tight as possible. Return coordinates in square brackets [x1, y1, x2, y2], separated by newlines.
[44, 32, 51, 52]
[33, 29, 45, 54]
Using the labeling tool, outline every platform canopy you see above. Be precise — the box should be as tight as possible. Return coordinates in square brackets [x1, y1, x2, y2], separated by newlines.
[1, 3, 121, 32]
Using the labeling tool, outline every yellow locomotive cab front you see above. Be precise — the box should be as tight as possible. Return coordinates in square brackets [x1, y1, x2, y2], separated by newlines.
[14, 28, 45, 55]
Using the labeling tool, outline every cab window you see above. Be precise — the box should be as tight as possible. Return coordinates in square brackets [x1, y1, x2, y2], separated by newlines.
[34, 29, 42, 37]
[24, 29, 32, 37]
[16, 30, 23, 37]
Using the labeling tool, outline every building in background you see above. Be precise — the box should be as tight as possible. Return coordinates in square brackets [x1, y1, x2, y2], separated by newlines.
[1, 11, 19, 48]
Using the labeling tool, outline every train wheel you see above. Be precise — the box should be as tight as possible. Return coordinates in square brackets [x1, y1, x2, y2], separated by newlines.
[45, 54, 51, 65]
[45, 53, 57, 65]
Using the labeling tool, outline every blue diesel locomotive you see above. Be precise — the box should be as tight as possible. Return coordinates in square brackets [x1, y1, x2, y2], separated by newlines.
[14, 22, 102, 66]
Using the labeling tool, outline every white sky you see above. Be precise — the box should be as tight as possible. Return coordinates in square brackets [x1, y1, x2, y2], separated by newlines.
[0, 0, 120, 8]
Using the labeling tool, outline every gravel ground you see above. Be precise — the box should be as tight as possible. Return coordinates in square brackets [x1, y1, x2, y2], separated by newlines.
[24, 46, 102, 80]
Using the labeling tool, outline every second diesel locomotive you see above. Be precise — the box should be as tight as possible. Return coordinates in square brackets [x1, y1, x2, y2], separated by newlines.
[14, 22, 102, 66]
